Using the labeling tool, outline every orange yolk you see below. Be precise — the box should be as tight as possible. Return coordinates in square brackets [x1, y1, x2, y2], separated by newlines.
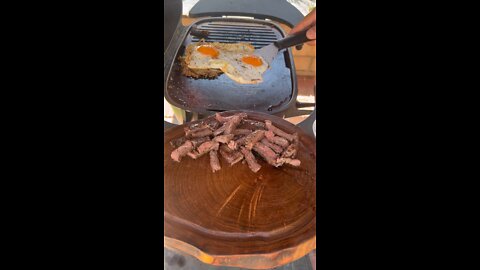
[196, 45, 219, 58]
[241, 55, 263, 67]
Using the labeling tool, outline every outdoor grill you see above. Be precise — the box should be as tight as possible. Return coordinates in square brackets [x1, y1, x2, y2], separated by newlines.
[164, 0, 307, 117]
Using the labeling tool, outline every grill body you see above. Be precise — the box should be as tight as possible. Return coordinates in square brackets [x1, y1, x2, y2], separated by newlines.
[164, 18, 297, 115]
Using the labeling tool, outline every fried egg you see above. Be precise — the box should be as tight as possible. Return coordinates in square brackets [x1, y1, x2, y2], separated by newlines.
[185, 42, 269, 84]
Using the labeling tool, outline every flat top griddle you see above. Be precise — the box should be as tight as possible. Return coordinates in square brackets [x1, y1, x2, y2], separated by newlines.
[164, 18, 297, 115]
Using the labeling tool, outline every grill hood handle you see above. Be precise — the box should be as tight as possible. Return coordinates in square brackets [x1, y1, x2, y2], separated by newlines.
[274, 29, 315, 51]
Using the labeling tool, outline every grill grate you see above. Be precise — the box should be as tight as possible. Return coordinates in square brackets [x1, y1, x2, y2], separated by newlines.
[191, 22, 279, 49]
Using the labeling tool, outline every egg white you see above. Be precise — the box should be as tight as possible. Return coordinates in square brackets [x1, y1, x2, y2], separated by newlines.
[186, 43, 269, 84]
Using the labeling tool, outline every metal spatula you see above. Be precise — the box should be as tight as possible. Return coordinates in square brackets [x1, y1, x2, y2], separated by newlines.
[255, 29, 316, 67]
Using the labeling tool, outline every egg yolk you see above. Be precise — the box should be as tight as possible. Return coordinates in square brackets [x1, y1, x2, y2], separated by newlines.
[241, 55, 263, 67]
[196, 45, 219, 58]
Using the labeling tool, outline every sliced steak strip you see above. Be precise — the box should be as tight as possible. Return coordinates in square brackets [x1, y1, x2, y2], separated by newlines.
[209, 150, 221, 172]
[265, 120, 295, 141]
[292, 133, 299, 158]
[189, 127, 213, 138]
[281, 143, 297, 158]
[239, 119, 267, 131]
[281, 133, 299, 158]
[191, 136, 210, 148]
[233, 134, 246, 140]
[213, 114, 245, 136]
[213, 134, 234, 144]
[224, 114, 246, 135]
[171, 141, 194, 162]
[213, 124, 227, 136]
[276, 157, 301, 167]
[219, 145, 244, 166]
[260, 138, 284, 154]
[228, 134, 250, 151]
[265, 130, 289, 148]
[204, 118, 221, 130]
[184, 123, 209, 138]
[244, 130, 265, 150]
[188, 141, 219, 159]
[235, 135, 248, 145]
[215, 112, 247, 123]
[233, 129, 253, 135]
[240, 147, 261, 173]
[252, 142, 278, 166]
[170, 136, 187, 149]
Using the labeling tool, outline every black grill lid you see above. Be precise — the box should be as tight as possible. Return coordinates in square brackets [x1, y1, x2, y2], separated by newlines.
[164, 18, 297, 115]
[189, 0, 304, 28]
[164, 0, 182, 53]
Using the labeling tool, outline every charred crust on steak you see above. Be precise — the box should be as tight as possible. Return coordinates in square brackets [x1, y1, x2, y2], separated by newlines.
[170, 136, 187, 149]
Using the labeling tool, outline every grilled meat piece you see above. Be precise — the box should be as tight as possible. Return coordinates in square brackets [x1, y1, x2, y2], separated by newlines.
[233, 134, 246, 140]
[219, 145, 244, 166]
[281, 143, 297, 158]
[213, 124, 227, 136]
[276, 158, 301, 167]
[171, 141, 194, 162]
[252, 142, 278, 166]
[191, 136, 211, 148]
[220, 144, 234, 153]
[188, 141, 219, 159]
[260, 138, 284, 154]
[189, 127, 213, 138]
[215, 112, 247, 123]
[239, 119, 267, 131]
[184, 124, 207, 138]
[232, 129, 253, 135]
[184, 122, 207, 132]
[228, 135, 249, 151]
[265, 120, 295, 141]
[204, 118, 221, 130]
[213, 113, 245, 136]
[170, 136, 187, 149]
[185, 121, 205, 130]
[213, 134, 234, 144]
[209, 150, 221, 172]
[240, 147, 261, 173]
[224, 114, 245, 135]
[291, 133, 299, 158]
[281, 133, 299, 158]
[244, 130, 265, 150]
[227, 140, 237, 151]
[265, 130, 289, 148]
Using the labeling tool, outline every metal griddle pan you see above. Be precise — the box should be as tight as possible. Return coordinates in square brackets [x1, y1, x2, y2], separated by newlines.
[164, 18, 298, 115]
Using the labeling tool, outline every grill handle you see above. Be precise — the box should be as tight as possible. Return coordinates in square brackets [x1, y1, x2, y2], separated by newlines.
[274, 29, 315, 50]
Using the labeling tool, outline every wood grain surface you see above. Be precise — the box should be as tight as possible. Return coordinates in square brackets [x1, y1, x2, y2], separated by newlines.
[164, 111, 316, 269]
